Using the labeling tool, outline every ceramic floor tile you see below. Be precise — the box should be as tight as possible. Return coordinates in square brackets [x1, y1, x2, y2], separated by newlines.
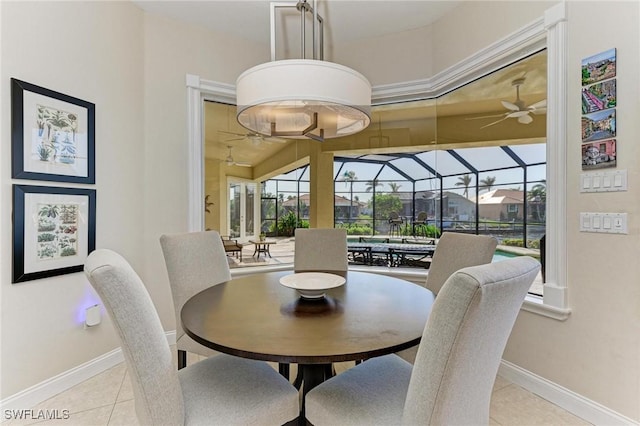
[493, 374, 512, 392]
[115, 371, 133, 403]
[490, 384, 592, 426]
[37, 405, 113, 426]
[107, 400, 137, 426]
[30, 364, 125, 417]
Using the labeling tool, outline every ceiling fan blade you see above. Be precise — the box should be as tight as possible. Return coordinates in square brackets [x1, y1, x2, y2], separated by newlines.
[223, 137, 246, 142]
[518, 114, 534, 124]
[501, 100, 520, 111]
[479, 116, 510, 129]
[264, 136, 287, 143]
[219, 130, 247, 137]
[466, 113, 508, 120]
[506, 110, 530, 118]
[235, 162, 252, 167]
[532, 107, 547, 115]
[528, 99, 547, 109]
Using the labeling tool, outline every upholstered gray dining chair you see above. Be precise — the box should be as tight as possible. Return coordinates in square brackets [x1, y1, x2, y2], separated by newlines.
[425, 232, 498, 295]
[397, 232, 498, 363]
[294, 228, 348, 273]
[305, 256, 540, 426]
[160, 230, 231, 369]
[85, 249, 299, 426]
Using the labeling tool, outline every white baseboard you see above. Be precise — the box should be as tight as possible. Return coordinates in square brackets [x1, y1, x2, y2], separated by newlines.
[499, 360, 638, 426]
[0, 331, 177, 412]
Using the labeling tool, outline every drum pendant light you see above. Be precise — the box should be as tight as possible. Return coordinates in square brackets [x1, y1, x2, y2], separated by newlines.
[236, 0, 371, 142]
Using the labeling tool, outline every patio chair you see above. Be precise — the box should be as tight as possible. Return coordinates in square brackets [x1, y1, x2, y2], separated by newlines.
[388, 211, 404, 237]
[221, 235, 243, 262]
[305, 256, 540, 426]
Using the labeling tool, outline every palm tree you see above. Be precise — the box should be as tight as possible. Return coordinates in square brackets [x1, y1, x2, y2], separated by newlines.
[365, 179, 383, 193]
[480, 176, 496, 192]
[455, 174, 473, 198]
[341, 170, 357, 222]
[527, 181, 547, 221]
[388, 183, 402, 193]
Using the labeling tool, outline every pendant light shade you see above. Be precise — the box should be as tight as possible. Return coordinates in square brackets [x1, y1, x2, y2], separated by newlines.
[236, 1, 372, 142]
[237, 59, 371, 141]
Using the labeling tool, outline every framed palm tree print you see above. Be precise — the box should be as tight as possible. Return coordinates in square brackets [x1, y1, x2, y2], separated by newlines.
[11, 78, 95, 183]
[13, 185, 96, 283]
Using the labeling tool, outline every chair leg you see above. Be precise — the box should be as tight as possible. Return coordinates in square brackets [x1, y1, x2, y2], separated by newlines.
[279, 362, 290, 380]
[292, 368, 303, 389]
[177, 349, 187, 370]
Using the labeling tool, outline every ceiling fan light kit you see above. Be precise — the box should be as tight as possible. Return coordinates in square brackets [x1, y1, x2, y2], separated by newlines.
[235, 0, 372, 142]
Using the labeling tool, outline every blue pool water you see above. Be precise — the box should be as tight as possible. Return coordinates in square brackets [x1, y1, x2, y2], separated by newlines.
[492, 250, 518, 262]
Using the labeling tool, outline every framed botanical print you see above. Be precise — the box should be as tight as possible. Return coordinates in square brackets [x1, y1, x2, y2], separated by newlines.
[13, 185, 96, 283]
[11, 78, 95, 183]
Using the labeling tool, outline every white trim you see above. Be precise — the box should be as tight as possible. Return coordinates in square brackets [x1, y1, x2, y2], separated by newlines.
[372, 16, 546, 103]
[0, 331, 177, 412]
[185, 75, 237, 233]
[542, 2, 568, 310]
[0, 348, 123, 412]
[523, 294, 571, 321]
[499, 360, 638, 426]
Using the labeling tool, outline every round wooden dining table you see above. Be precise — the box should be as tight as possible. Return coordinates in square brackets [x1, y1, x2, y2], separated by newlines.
[181, 270, 435, 414]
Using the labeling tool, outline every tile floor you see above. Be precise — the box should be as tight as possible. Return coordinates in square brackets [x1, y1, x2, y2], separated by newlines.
[3, 348, 591, 426]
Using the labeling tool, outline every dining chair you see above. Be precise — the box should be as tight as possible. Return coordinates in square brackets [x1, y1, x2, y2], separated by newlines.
[294, 228, 348, 273]
[305, 256, 540, 426]
[425, 232, 498, 295]
[160, 230, 231, 369]
[292, 228, 348, 384]
[397, 232, 498, 363]
[85, 249, 299, 426]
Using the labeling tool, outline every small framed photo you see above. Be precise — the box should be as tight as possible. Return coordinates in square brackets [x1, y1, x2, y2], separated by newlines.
[581, 48, 616, 86]
[11, 78, 95, 183]
[13, 185, 96, 283]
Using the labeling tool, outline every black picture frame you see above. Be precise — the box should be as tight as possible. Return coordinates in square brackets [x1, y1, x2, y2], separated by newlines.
[13, 185, 96, 283]
[11, 78, 95, 183]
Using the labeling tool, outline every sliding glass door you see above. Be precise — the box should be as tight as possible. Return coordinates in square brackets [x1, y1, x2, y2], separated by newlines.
[228, 179, 257, 241]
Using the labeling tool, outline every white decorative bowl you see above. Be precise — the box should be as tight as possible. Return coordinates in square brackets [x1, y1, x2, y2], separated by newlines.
[279, 272, 346, 299]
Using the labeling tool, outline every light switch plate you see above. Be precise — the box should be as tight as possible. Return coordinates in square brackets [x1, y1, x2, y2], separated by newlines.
[579, 212, 628, 234]
[580, 170, 627, 192]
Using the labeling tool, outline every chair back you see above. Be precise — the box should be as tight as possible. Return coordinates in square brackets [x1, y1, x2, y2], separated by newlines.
[160, 231, 231, 343]
[403, 256, 540, 425]
[425, 232, 497, 295]
[416, 211, 427, 222]
[294, 228, 348, 273]
[85, 249, 184, 425]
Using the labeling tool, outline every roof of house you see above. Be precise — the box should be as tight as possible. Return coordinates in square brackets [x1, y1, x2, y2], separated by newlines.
[474, 189, 524, 205]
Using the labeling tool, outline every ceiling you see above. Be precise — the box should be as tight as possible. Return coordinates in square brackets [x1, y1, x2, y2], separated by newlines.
[132, 1, 462, 46]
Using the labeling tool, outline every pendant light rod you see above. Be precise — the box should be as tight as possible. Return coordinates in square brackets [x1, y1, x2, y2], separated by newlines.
[270, 1, 323, 61]
[238, 0, 370, 142]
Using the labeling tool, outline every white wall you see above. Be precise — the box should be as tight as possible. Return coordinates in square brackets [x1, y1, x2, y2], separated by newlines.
[503, 1, 640, 420]
[0, 1, 145, 397]
[0, 1, 267, 399]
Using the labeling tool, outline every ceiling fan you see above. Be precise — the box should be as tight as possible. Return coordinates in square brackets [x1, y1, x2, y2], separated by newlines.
[219, 130, 287, 145]
[469, 77, 547, 129]
[224, 146, 251, 167]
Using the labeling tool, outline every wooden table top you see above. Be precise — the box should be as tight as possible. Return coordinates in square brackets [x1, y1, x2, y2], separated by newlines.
[181, 270, 435, 364]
